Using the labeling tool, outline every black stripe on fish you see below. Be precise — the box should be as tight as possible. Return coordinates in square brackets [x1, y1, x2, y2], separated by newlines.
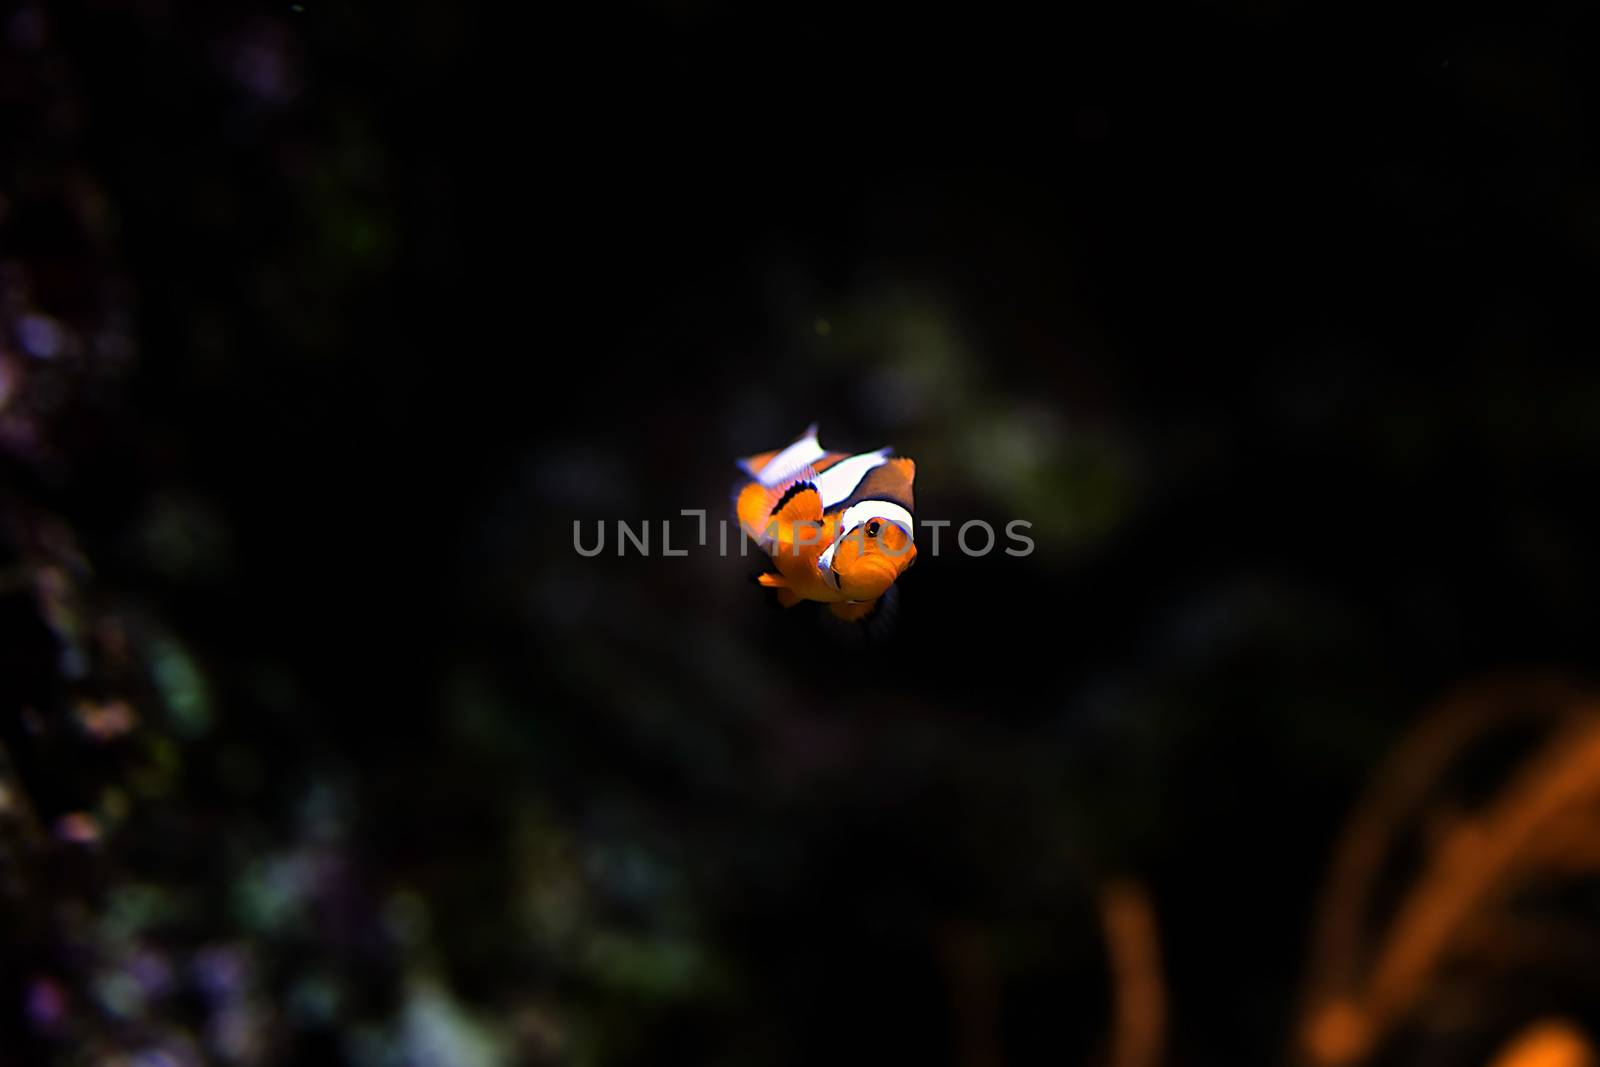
[829, 488, 915, 521]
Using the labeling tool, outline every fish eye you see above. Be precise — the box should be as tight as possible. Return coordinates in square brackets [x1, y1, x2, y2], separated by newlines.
[866, 520, 881, 538]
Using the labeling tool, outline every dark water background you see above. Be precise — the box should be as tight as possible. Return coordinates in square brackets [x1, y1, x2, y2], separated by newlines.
[5, 3, 1600, 1064]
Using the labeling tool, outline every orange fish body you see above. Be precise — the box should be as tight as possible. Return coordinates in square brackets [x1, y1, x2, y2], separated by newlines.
[734, 425, 917, 622]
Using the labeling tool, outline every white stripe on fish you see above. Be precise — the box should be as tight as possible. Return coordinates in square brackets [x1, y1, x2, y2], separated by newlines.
[838, 500, 914, 541]
[814, 448, 891, 507]
[817, 498, 915, 581]
[754, 423, 825, 487]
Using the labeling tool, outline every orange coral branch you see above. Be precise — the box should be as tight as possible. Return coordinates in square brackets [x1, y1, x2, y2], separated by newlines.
[1300, 679, 1600, 1066]
[1301, 676, 1588, 1019]
[1101, 880, 1165, 1067]
[1360, 719, 1600, 1041]
[937, 922, 1002, 1067]
[1488, 1019, 1595, 1067]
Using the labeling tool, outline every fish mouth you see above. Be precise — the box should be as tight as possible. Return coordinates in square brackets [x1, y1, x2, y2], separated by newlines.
[846, 555, 898, 597]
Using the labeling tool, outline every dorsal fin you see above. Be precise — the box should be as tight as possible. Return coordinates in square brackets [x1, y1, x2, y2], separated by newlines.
[738, 423, 825, 486]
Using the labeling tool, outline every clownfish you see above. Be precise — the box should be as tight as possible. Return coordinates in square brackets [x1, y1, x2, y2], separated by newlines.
[734, 424, 917, 623]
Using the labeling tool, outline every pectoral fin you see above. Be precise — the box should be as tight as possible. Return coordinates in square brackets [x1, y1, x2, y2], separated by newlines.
[756, 571, 802, 608]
